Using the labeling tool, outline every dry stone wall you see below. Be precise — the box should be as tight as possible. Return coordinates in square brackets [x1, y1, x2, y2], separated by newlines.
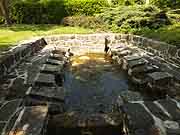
[0, 38, 47, 79]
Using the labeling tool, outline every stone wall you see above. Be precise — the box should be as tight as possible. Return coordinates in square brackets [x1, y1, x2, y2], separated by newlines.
[0, 38, 47, 79]
[45, 34, 180, 66]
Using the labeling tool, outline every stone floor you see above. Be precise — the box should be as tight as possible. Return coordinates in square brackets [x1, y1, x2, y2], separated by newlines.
[0, 38, 180, 135]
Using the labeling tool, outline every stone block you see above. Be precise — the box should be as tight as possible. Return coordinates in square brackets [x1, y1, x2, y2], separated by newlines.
[40, 64, 61, 74]
[147, 72, 173, 86]
[128, 64, 159, 76]
[46, 58, 65, 66]
[0, 99, 22, 122]
[6, 106, 48, 135]
[121, 99, 180, 135]
[128, 58, 147, 69]
[34, 73, 56, 87]
[26, 86, 64, 102]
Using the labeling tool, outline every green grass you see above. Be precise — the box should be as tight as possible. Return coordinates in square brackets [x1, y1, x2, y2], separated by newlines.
[136, 23, 180, 46]
[0, 24, 95, 51]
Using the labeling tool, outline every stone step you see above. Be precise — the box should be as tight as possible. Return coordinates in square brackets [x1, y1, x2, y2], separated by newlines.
[26, 86, 65, 103]
[0, 99, 22, 135]
[4, 106, 48, 135]
[34, 73, 56, 87]
[121, 98, 180, 135]
[147, 72, 173, 90]
[46, 58, 65, 66]
[47, 112, 123, 135]
[40, 64, 62, 74]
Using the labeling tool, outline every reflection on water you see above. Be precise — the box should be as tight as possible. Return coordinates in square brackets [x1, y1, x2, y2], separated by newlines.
[63, 53, 131, 114]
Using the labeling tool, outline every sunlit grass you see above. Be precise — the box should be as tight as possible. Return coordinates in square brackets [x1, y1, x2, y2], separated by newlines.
[0, 24, 95, 51]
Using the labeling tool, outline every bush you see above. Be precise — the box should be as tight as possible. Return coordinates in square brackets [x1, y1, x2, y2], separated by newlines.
[64, 0, 109, 16]
[150, 0, 180, 9]
[98, 5, 171, 30]
[62, 16, 105, 29]
[11, 0, 66, 24]
[0, 16, 5, 24]
[10, 0, 109, 24]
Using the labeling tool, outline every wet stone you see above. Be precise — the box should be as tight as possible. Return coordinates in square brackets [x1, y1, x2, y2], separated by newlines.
[26, 86, 65, 102]
[34, 73, 56, 87]
[128, 64, 159, 76]
[48, 112, 123, 135]
[0, 99, 22, 122]
[46, 58, 65, 66]
[119, 91, 143, 103]
[158, 98, 180, 122]
[40, 64, 61, 74]
[121, 102, 154, 132]
[6, 106, 48, 135]
[147, 72, 173, 87]
[6, 78, 29, 100]
[122, 55, 143, 70]
[121, 99, 180, 135]
[127, 58, 147, 69]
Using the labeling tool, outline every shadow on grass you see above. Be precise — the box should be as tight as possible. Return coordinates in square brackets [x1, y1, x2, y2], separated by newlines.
[0, 24, 57, 32]
[0, 43, 13, 52]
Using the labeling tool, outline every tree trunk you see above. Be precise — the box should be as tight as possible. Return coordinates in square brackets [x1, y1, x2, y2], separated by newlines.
[0, 0, 11, 25]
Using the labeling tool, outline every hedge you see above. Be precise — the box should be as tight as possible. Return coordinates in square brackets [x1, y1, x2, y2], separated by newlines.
[10, 0, 109, 24]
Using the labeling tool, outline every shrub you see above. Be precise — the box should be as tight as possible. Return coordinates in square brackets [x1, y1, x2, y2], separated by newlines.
[0, 16, 5, 24]
[62, 16, 106, 30]
[10, 0, 109, 24]
[64, 0, 109, 16]
[11, 0, 66, 24]
[98, 5, 171, 30]
[150, 0, 180, 9]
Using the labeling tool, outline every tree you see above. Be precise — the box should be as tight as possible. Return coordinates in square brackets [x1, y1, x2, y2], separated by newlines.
[0, 0, 11, 25]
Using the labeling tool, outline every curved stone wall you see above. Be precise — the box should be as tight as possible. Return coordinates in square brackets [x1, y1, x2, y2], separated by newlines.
[0, 38, 47, 79]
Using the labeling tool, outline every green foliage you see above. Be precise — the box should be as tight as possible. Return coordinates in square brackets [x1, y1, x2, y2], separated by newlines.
[11, 0, 66, 24]
[98, 5, 171, 31]
[150, 0, 180, 9]
[0, 16, 5, 24]
[62, 16, 106, 29]
[10, 0, 109, 24]
[64, 0, 109, 16]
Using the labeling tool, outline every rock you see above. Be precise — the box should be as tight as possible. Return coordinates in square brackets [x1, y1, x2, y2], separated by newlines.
[0, 99, 22, 135]
[128, 64, 159, 76]
[46, 58, 65, 66]
[26, 86, 65, 103]
[147, 72, 173, 91]
[34, 73, 56, 87]
[4, 106, 48, 135]
[48, 112, 123, 135]
[121, 99, 180, 135]
[122, 55, 143, 70]
[40, 64, 62, 74]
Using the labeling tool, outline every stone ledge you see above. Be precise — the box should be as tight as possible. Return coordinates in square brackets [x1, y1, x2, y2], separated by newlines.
[0, 38, 47, 80]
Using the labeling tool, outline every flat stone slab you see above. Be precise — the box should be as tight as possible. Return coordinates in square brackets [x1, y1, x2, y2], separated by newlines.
[128, 64, 159, 76]
[147, 72, 173, 90]
[124, 55, 142, 61]
[121, 98, 180, 135]
[26, 86, 64, 102]
[147, 72, 173, 82]
[128, 58, 148, 69]
[0, 99, 22, 122]
[0, 99, 22, 135]
[34, 73, 56, 87]
[50, 112, 122, 128]
[40, 64, 61, 74]
[46, 58, 65, 66]
[6, 106, 48, 135]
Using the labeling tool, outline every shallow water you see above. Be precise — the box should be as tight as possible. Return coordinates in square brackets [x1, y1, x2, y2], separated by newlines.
[63, 53, 136, 114]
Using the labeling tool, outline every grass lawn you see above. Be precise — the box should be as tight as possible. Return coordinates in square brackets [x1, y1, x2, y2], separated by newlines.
[0, 24, 95, 52]
[137, 23, 180, 46]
